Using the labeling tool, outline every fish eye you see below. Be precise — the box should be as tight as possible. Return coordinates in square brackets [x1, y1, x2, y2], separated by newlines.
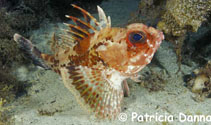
[133, 33, 142, 41]
[128, 31, 146, 45]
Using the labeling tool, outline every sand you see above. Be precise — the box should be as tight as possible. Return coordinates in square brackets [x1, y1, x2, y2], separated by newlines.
[9, 0, 211, 124]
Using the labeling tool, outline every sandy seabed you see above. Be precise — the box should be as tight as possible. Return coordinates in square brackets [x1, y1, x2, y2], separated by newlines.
[9, 0, 211, 125]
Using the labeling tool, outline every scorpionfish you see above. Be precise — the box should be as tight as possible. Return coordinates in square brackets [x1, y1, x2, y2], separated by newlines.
[14, 5, 164, 119]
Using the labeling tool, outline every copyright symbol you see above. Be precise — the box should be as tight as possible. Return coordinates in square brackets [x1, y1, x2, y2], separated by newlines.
[118, 113, 127, 122]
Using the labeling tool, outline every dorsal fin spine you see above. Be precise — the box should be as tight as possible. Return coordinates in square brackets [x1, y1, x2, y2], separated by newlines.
[65, 15, 96, 31]
[71, 4, 99, 26]
[62, 29, 85, 39]
[64, 23, 89, 35]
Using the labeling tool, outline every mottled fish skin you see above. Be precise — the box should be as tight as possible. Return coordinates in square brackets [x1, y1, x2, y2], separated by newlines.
[14, 4, 164, 119]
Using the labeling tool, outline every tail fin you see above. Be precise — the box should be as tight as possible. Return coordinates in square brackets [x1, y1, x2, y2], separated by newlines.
[14, 33, 50, 70]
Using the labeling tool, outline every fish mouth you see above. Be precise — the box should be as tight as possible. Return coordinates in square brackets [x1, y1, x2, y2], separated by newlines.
[159, 31, 165, 41]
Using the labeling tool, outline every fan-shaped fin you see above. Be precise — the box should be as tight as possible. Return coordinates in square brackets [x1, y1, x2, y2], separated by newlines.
[60, 65, 124, 119]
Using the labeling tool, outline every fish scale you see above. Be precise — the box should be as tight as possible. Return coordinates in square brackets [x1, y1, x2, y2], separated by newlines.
[14, 4, 164, 119]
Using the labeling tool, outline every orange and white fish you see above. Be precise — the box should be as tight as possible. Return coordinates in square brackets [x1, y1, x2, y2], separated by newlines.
[14, 4, 164, 119]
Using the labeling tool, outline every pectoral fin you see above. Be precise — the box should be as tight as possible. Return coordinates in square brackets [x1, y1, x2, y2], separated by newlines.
[60, 65, 124, 119]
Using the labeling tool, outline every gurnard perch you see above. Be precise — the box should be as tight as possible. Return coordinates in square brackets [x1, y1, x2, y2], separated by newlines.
[14, 5, 164, 119]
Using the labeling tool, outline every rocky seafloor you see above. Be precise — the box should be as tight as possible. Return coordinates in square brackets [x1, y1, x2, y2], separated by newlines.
[0, 0, 211, 125]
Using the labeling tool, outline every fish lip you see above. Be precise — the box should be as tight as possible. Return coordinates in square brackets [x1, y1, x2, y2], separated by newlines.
[159, 31, 165, 40]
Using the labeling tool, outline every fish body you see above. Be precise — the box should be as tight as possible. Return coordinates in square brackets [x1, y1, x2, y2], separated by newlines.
[14, 5, 164, 119]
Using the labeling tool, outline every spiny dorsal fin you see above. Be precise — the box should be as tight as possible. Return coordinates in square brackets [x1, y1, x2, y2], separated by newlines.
[60, 65, 123, 119]
[71, 4, 99, 29]
[65, 15, 97, 32]
[97, 5, 111, 28]
[60, 4, 111, 47]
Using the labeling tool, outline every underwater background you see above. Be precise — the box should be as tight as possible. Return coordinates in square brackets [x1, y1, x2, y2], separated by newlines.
[0, 0, 210, 124]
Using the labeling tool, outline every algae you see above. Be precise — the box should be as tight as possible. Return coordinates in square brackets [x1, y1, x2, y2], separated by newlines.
[0, 8, 27, 66]
[157, 0, 211, 70]
[132, 0, 211, 71]
[0, 98, 11, 125]
[0, 6, 36, 124]
[129, 0, 166, 26]
[158, 0, 211, 36]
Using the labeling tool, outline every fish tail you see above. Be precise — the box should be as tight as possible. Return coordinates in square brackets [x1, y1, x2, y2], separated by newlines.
[14, 33, 50, 69]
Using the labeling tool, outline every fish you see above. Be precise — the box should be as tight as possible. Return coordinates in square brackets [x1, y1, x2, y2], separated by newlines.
[14, 4, 164, 119]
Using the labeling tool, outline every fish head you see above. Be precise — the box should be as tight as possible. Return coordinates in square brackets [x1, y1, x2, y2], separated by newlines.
[123, 23, 164, 74]
[96, 23, 164, 75]
[125, 23, 164, 51]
